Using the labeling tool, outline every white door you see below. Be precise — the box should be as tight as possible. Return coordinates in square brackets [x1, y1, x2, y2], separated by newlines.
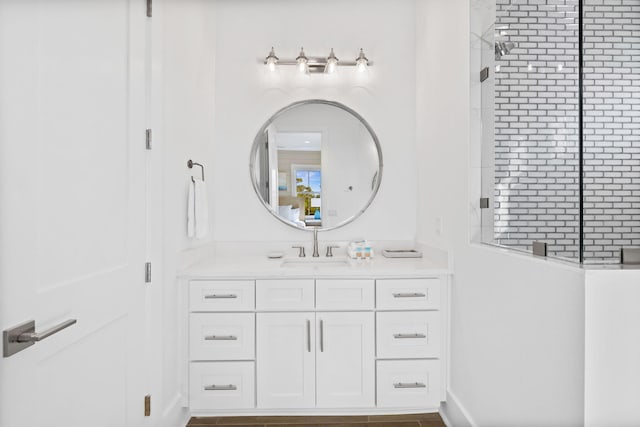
[0, 1, 148, 427]
[256, 313, 315, 408]
[316, 312, 375, 408]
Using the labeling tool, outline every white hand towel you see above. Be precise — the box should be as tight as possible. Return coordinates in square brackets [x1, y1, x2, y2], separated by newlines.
[194, 178, 209, 239]
[187, 179, 196, 238]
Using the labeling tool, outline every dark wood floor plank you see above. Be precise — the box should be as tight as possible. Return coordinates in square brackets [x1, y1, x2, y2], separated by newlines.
[367, 413, 442, 423]
[214, 415, 369, 425]
[187, 413, 445, 427]
[187, 417, 222, 425]
[268, 423, 420, 427]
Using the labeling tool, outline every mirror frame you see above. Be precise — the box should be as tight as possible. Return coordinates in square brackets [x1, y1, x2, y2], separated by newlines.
[249, 99, 383, 232]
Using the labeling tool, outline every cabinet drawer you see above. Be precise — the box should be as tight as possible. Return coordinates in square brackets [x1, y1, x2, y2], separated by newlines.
[190, 313, 255, 361]
[377, 311, 440, 359]
[190, 361, 255, 410]
[190, 280, 254, 312]
[316, 279, 374, 310]
[376, 278, 440, 310]
[376, 360, 441, 408]
[256, 279, 315, 310]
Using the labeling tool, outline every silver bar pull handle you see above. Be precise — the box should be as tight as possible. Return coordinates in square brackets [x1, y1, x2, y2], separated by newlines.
[18, 319, 77, 343]
[393, 292, 426, 298]
[394, 382, 426, 389]
[393, 333, 427, 339]
[204, 384, 237, 391]
[306, 319, 311, 352]
[204, 335, 237, 341]
[319, 319, 324, 352]
[204, 294, 237, 299]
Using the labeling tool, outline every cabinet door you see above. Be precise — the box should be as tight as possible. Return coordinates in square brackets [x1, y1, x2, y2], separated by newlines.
[256, 312, 315, 408]
[316, 312, 375, 408]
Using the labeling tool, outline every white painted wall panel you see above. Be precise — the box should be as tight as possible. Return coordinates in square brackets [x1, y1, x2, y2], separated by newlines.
[211, 0, 417, 242]
[585, 270, 640, 427]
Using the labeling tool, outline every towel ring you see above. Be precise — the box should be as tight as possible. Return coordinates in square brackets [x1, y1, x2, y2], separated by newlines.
[187, 160, 205, 183]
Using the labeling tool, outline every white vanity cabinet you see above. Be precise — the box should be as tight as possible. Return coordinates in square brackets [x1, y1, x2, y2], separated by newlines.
[315, 312, 375, 408]
[186, 274, 448, 415]
[256, 312, 316, 408]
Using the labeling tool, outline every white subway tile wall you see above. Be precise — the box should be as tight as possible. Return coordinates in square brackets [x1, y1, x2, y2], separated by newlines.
[492, 0, 639, 262]
[583, 0, 640, 261]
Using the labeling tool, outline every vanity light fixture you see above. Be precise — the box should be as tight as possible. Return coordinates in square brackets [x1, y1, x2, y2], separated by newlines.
[262, 47, 372, 74]
[325, 48, 338, 74]
[265, 47, 278, 72]
[296, 47, 309, 74]
[355, 48, 369, 73]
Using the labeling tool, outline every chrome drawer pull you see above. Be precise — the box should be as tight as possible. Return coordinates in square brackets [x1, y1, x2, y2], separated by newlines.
[394, 382, 426, 389]
[393, 333, 426, 339]
[204, 384, 237, 391]
[204, 335, 237, 341]
[393, 292, 426, 298]
[204, 294, 237, 299]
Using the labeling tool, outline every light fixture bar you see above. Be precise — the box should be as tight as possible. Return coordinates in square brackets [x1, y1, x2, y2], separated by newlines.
[262, 48, 372, 73]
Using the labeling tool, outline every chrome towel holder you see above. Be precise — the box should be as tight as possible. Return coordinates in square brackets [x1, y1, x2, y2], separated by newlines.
[187, 159, 205, 183]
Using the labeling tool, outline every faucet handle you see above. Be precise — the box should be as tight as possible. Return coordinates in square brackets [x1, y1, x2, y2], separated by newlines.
[325, 245, 340, 257]
[292, 245, 306, 258]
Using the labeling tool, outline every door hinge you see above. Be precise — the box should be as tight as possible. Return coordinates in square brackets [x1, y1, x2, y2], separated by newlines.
[144, 395, 151, 417]
[145, 262, 152, 283]
[480, 197, 490, 209]
[145, 129, 152, 150]
[146, 0, 152, 18]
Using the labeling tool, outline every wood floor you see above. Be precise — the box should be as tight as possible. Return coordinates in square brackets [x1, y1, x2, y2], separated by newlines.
[187, 413, 446, 427]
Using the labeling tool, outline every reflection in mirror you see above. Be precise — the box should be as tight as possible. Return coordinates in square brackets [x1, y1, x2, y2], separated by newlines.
[251, 100, 382, 231]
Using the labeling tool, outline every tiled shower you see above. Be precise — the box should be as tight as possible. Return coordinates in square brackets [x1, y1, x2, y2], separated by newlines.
[478, 0, 640, 263]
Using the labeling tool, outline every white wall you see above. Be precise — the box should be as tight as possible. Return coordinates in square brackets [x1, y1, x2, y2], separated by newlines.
[585, 269, 640, 427]
[417, 1, 586, 425]
[158, 0, 217, 425]
[211, 0, 417, 242]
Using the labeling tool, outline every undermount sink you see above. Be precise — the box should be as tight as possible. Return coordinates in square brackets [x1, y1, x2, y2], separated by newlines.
[281, 258, 351, 268]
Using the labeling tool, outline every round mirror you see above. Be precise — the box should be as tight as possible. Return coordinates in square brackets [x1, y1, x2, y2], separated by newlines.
[250, 100, 383, 231]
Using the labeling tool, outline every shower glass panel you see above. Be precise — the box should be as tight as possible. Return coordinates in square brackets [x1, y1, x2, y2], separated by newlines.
[582, 0, 640, 264]
[478, 0, 640, 264]
[481, 0, 581, 262]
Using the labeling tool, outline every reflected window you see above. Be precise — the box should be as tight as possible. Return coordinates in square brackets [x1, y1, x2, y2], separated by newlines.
[295, 168, 321, 216]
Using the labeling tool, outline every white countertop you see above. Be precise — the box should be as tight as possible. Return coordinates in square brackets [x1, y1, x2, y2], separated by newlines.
[179, 254, 450, 280]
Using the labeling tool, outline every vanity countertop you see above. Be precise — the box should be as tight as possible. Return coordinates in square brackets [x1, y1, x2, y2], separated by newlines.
[179, 254, 449, 280]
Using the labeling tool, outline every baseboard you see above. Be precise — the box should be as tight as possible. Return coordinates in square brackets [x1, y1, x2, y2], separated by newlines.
[161, 392, 190, 427]
[439, 390, 476, 427]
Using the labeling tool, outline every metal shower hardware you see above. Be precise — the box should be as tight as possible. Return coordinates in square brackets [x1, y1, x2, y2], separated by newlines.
[187, 159, 205, 183]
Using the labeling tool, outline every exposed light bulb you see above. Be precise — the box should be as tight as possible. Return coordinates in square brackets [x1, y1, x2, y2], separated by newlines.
[355, 48, 369, 73]
[557, 63, 564, 71]
[296, 47, 309, 74]
[325, 48, 338, 74]
[265, 47, 278, 72]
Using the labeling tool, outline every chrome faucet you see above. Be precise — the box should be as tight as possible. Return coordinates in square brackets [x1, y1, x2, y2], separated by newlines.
[312, 227, 320, 257]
